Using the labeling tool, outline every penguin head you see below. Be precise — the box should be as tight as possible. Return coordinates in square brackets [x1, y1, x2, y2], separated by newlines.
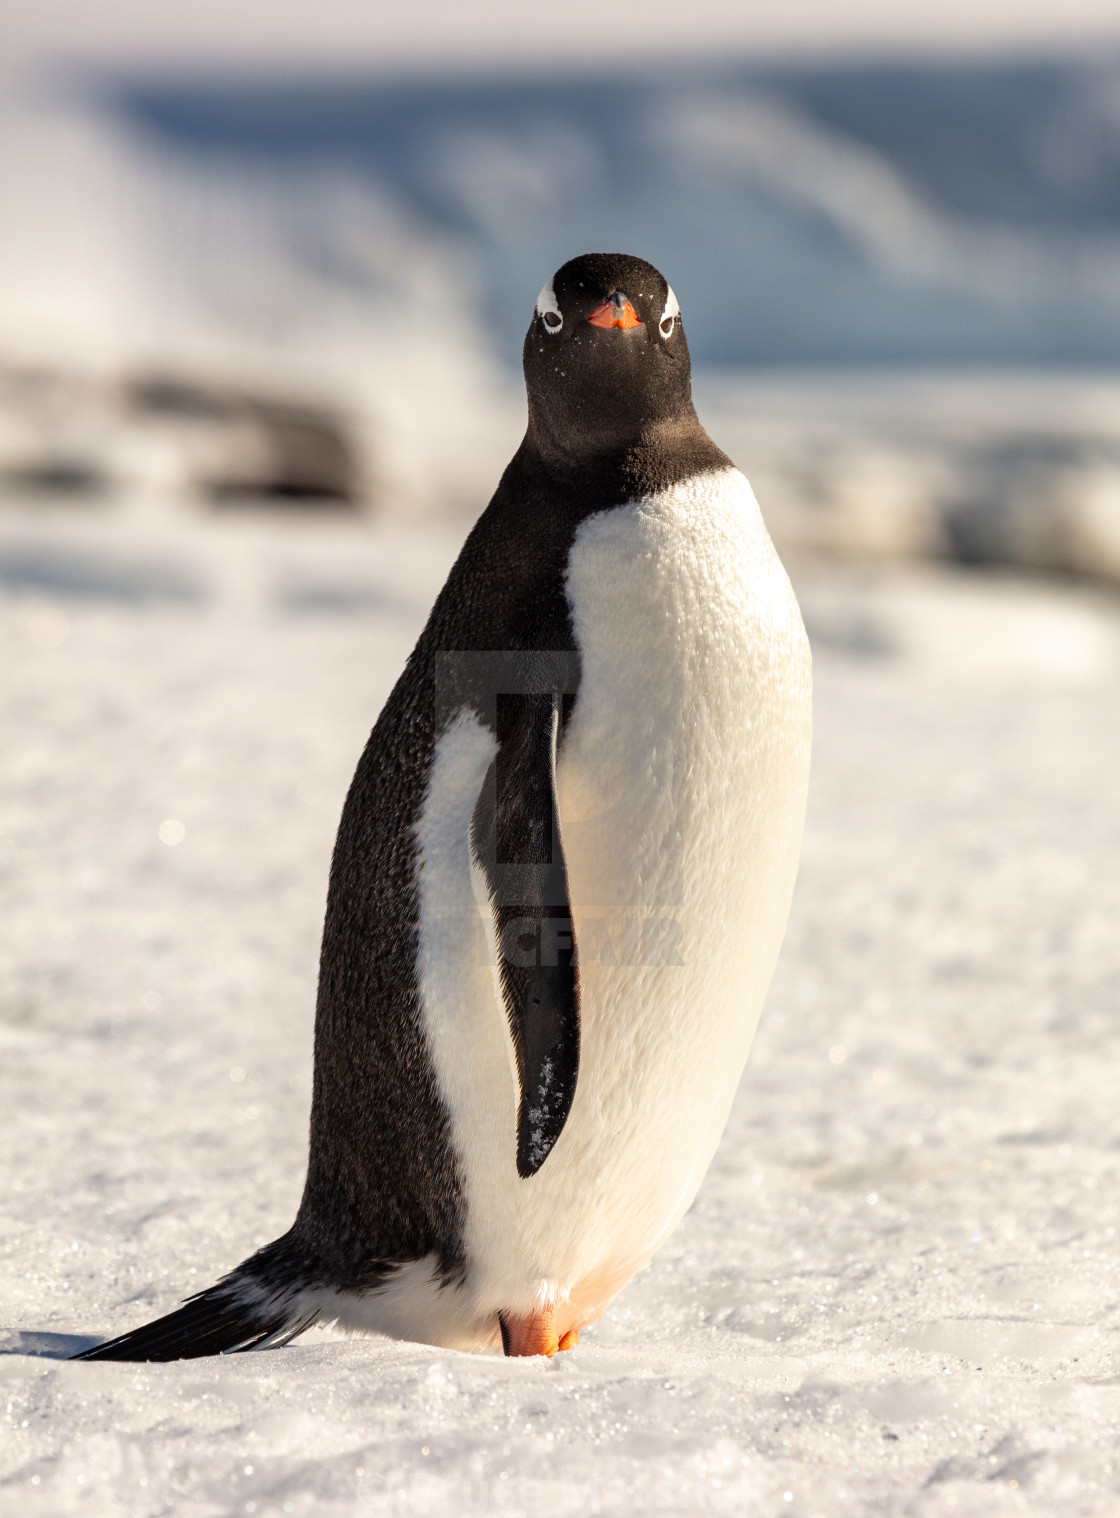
[523, 253, 694, 463]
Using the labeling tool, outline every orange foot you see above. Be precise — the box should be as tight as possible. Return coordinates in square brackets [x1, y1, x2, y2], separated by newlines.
[499, 1309, 581, 1357]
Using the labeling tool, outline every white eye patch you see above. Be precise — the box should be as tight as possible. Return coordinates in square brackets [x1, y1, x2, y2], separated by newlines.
[659, 286, 680, 337]
[536, 281, 563, 333]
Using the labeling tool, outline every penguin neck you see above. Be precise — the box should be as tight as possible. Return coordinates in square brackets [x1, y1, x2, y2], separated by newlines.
[522, 405, 728, 500]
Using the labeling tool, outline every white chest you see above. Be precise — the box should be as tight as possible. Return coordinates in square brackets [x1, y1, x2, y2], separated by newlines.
[414, 467, 811, 1336]
[560, 466, 811, 935]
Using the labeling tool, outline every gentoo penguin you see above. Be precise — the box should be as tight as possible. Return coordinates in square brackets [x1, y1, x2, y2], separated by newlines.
[77, 253, 812, 1361]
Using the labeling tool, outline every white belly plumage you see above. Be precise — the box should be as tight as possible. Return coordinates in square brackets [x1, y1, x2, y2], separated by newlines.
[330, 467, 812, 1351]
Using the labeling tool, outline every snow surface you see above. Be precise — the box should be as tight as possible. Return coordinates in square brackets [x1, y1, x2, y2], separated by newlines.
[1, 499, 1120, 1516]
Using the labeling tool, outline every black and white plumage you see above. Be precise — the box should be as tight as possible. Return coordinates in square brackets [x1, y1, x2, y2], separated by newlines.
[76, 253, 812, 1362]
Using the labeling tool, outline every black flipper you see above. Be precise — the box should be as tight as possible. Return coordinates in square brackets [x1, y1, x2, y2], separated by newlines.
[472, 689, 580, 1177]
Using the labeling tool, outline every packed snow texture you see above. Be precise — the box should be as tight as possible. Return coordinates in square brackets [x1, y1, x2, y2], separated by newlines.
[1, 500, 1119, 1516]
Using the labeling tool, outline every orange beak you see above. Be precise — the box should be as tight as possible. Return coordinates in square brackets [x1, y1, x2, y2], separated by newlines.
[587, 292, 641, 330]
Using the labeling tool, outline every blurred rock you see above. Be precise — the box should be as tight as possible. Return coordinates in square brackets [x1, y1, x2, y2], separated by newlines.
[128, 376, 363, 507]
[5, 361, 1120, 595]
[0, 364, 371, 512]
[702, 372, 1120, 590]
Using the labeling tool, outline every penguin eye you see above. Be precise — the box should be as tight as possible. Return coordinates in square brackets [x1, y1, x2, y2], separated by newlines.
[658, 284, 680, 340]
[535, 280, 563, 334]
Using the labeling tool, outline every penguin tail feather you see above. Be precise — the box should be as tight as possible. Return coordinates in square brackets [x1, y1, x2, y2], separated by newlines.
[72, 1274, 317, 1363]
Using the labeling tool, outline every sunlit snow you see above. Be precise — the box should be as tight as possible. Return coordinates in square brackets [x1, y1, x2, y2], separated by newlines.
[1, 501, 1119, 1515]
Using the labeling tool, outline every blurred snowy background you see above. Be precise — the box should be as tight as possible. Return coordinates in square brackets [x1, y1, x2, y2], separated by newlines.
[4, 5, 1120, 565]
[3, 2, 1120, 1516]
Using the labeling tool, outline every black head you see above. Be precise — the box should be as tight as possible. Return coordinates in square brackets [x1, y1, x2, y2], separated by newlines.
[523, 253, 696, 466]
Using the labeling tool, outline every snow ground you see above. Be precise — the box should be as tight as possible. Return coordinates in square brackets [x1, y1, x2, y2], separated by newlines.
[1, 499, 1119, 1517]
